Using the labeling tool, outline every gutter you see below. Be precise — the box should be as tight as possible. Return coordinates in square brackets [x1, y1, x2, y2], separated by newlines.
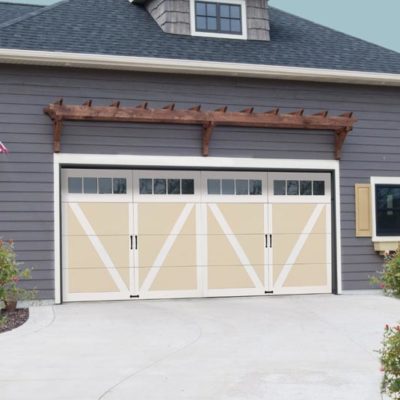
[0, 48, 400, 87]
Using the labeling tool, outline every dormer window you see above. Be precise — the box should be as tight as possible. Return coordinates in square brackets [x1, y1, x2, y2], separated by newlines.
[190, 0, 247, 39]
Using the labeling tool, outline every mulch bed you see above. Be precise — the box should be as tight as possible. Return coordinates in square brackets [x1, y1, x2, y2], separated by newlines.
[0, 309, 29, 334]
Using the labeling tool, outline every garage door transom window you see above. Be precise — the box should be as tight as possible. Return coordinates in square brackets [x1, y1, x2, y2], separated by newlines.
[273, 180, 325, 196]
[68, 177, 127, 194]
[139, 178, 195, 195]
[207, 179, 262, 195]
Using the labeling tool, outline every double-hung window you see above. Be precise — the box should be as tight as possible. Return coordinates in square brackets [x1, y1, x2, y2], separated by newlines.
[191, 0, 247, 39]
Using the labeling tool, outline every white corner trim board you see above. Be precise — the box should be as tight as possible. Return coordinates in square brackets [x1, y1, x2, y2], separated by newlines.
[53, 154, 342, 303]
[1, 48, 400, 87]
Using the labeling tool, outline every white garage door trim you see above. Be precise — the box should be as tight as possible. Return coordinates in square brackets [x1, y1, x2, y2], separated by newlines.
[54, 154, 341, 304]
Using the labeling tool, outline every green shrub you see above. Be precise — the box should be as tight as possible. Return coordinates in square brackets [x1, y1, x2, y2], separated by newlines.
[371, 250, 400, 298]
[0, 239, 35, 309]
[380, 324, 400, 399]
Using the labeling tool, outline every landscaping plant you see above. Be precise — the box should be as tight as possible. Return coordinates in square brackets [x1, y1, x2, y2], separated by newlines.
[371, 250, 400, 298]
[380, 324, 400, 399]
[0, 239, 34, 311]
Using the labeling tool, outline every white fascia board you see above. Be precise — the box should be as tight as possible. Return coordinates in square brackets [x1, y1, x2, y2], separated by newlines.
[0, 48, 400, 87]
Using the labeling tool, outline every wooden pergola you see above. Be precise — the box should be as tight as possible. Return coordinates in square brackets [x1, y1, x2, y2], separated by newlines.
[44, 99, 357, 159]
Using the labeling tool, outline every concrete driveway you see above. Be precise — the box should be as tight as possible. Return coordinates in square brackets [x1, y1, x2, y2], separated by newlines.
[0, 293, 398, 400]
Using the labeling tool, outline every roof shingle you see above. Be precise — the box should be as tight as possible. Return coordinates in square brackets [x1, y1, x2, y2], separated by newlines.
[0, 0, 399, 74]
[0, 2, 42, 25]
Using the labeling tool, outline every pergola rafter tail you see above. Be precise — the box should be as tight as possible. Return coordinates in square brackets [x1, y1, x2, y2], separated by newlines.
[44, 99, 357, 159]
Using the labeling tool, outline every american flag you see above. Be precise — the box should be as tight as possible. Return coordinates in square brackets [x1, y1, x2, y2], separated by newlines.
[0, 141, 9, 154]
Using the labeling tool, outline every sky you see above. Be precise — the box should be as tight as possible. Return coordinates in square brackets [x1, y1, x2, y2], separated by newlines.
[4, 0, 400, 53]
[270, 0, 400, 52]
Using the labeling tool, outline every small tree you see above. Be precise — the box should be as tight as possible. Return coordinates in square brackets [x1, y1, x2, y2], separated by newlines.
[371, 250, 400, 298]
[0, 239, 34, 311]
[380, 324, 400, 399]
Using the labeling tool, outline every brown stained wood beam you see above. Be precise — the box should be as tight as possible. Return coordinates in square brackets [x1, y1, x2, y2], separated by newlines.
[53, 118, 63, 153]
[189, 105, 201, 112]
[44, 102, 357, 158]
[313, 111, 328, 117]
[136, 102, 148, 109]
[163, 103, 175, 111]
[266, 108, 279, 115]
[335, 128, 350, 160]
[202, 122, 214, 156]
[288, 109, 304, 116]
[83, 100, 92, 107]
[44, 104, 356, 129]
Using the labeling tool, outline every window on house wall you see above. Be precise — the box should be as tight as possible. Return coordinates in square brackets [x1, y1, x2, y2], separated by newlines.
[375, 184, 400, 236]
[191, 0, 246, 39]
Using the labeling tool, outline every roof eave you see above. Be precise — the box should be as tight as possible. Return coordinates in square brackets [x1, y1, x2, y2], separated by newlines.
[0, 48, 399, 87]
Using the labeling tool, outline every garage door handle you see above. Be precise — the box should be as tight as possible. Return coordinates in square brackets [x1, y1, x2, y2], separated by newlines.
[130, 235, 138, 250]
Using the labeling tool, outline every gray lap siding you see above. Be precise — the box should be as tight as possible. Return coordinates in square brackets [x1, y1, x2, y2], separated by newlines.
[0, 64, 398, 298]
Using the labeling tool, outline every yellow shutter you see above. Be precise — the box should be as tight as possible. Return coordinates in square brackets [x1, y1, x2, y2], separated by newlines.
[355, 184, 372, 237]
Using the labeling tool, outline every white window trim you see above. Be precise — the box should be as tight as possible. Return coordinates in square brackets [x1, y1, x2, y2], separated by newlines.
[190, 0, 248, 40]
[371, 176, 400, 242]
[53, 154, 342, 303]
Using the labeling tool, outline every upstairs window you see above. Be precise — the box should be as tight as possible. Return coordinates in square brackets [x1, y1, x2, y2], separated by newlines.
[191, 0, 247, 39]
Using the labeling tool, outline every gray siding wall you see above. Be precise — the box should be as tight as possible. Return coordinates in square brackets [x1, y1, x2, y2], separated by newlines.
[145, 0, 270, 40]
[1, 64, 399, 298]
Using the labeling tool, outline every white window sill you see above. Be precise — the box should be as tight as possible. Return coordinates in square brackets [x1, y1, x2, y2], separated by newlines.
[373, 240, 400, 255]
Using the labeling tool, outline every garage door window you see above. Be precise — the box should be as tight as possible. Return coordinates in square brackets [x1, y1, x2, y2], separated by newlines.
[68, 177, 127, 194]
[273, 180, 325, 196]
[139, 178, 195, 195]
[207, 179, 262, 195]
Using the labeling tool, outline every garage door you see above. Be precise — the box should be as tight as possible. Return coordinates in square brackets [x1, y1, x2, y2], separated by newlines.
[62, 170, 133, 302]
[268, 173, 332, 295]
[61, 169, 332, 302]
[134, 171, 202, 299]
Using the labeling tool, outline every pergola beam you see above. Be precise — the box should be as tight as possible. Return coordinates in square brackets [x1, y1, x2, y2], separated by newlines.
[44, 100, 357, 159]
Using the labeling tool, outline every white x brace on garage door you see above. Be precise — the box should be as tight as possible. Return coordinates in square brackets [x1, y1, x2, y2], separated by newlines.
[61, 169, 332, 302]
